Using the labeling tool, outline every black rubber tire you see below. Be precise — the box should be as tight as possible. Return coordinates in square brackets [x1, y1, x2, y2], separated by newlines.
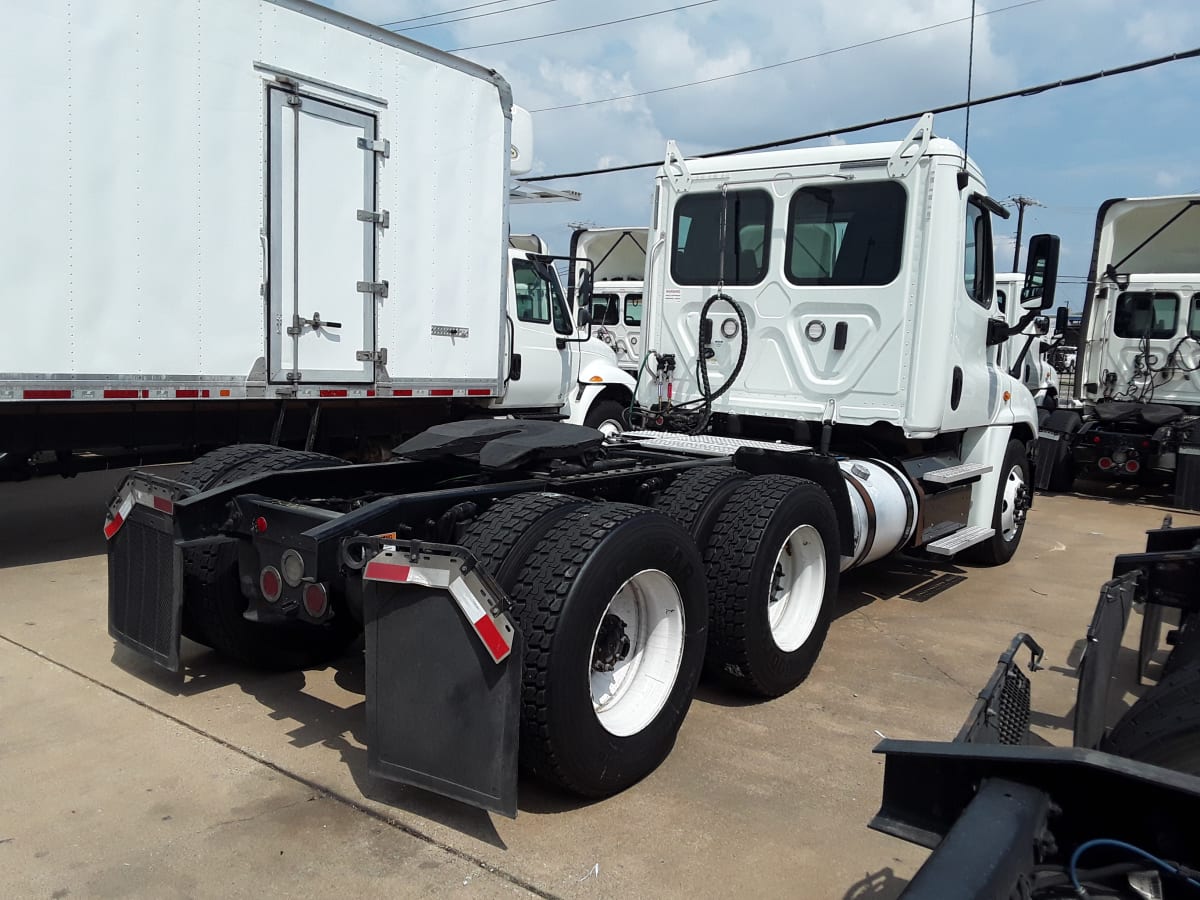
[458, 492, 590, 595]
[582, 399, 629, 434]
[175, 444, 291, 493]
[1103, 659, 1200, 775]
[1042, 410, 1082, 492]
[653, 465, 751, 548]
[1163, 614, 1200, 680]
[173, 444, 293, 645]
[181, 448, 357, 669]
[964, 439, 1031, 566]
[702, 475, 841, 697]
[508, 503, 707, 797]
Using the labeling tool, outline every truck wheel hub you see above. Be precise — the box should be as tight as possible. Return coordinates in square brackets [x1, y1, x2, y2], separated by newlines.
[592, 613, 631, 672]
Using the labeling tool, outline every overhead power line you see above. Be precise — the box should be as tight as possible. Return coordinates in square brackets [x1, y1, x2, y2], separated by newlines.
[380, 0, 518, 29]
[520, 46, 1200, 183]
[390, 0, 561, 33]
[449, 0, 720, 53]
[531, 0, 1042, 113]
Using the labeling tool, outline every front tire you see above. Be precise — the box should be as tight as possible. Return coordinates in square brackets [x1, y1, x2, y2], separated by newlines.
[965, 439, 1032, 567]
[703, 475, 841, 697]
[510, 503, 707, 797]
[582, 399, 629, 438]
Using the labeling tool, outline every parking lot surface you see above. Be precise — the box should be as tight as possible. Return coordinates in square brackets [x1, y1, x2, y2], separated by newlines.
[1, 469, 1190, 898]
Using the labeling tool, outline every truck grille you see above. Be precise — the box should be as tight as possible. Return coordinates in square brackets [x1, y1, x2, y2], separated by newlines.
[108, 506, 182, 672]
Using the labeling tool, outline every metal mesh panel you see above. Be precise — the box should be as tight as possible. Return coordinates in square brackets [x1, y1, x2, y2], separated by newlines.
[107, 508, 182, 671]
[994, 666, 1032, 745]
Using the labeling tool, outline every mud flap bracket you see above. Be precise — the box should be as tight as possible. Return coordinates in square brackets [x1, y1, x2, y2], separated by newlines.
[362, 543, 522, 817]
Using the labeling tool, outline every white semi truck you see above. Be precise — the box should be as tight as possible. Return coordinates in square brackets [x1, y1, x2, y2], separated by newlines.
[0, 0, 629, 478]
[102, 19, 1059, 814]
[1035, 195, 1200, 501]
[995, 271, 1062, 408]
[568, 227, 649, 374]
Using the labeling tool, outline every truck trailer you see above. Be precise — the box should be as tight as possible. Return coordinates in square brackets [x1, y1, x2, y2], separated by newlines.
[0, 0, 629, 478]
[106, 78, 1061, 814]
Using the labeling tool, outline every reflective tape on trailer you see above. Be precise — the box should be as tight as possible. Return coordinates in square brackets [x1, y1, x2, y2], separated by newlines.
[364, 552, 514, 663]
[103, 485, 174, 540]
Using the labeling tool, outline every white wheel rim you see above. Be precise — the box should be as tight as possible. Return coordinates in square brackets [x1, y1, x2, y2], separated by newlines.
[589, 569, 685, 737]
[768, 525, 826, 653]
[596, 418, 624, 439]
[1000, 463, 1026, 542]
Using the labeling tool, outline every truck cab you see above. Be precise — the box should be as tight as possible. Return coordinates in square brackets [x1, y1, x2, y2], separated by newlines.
[638, 115, 1058, 559]
[568, 227, 650, 374]
[494, 237, 636, 432]
[995, 271, 1059, 406]
[1036, 196, 1200, 498]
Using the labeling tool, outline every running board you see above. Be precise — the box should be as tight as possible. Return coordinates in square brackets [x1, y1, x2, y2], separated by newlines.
[926, 526, 995, 556]
[922, 463, 992, 486]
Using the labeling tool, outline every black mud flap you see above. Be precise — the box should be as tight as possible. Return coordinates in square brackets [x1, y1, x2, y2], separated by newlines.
[362, 543, 522, 818]
[1033, 429, 1072, 490]
[1073, 571, 1138, 749]
[106, 491, 184, 673]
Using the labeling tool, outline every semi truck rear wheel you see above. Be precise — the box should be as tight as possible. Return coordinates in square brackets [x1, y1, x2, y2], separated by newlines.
[965, 439, 1031, 566]
[702, 475, 840, 697]
[653, 465, 750, 547]
[179, 447, 356, 669]
[509, 503, 707, 797]
[1103, 661, 1200, 775]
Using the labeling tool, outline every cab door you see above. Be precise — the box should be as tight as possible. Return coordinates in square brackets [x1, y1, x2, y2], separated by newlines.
[494, 257, 573, 410]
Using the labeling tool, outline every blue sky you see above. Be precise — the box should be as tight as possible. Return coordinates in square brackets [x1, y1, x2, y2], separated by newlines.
[329, 0, 1200, 310]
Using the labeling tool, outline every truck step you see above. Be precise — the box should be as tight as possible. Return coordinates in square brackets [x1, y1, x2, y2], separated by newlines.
[922, 462, 992, 485]
[620, 431, 811, 457]
[925, 525, 996, 556]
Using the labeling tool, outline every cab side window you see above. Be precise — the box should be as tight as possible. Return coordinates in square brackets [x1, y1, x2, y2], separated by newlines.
[1115, 291, 1178, 339]
[513, 259, 573, 336]
[964, 202, 993, 308]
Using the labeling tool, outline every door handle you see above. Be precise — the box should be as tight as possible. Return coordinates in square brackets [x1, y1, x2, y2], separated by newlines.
[287, 312, 342, 335]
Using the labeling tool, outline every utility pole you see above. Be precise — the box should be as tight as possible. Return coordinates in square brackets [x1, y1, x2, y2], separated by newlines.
[1004, 196, 1044, 270]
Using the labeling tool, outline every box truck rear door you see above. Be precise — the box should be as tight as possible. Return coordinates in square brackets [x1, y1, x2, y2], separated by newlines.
[269, 89, 377, 384]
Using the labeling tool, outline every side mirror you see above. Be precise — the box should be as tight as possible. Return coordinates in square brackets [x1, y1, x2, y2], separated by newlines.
[577, 307, 592, 329]
[1055, 305, 1069, 336]
[577, 270, 594, 311]
[1032, 315, 1050, 336]
[1021, 234, 1060, 310]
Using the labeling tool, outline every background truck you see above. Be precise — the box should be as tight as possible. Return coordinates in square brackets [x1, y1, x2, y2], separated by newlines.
[870, 520, 1200, 899]
[0, 0, 624, 479]
[1036, 195, 1200, 503]
[107, 113, 1060, 816]
[567, 227, 650, 374]
[995, 272, 1062, 409]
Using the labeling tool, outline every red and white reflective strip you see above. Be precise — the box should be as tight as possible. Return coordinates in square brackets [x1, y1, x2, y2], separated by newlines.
[3, 385, 244, 401]
[103, 486, 174, 540]
[363, 556, 513, 663]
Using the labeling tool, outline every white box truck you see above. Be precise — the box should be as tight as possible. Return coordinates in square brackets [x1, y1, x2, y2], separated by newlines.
[107, 112, 1061, 816]
[0, 0, 629, 478]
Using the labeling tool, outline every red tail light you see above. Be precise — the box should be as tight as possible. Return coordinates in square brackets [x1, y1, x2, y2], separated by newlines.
[303, 583, 329, 618]
[260, 566, 283, 603]
[1098, 457, 1114, 470]
[1125, 460, 1141, 474]
[1093, 436, 1102, 444]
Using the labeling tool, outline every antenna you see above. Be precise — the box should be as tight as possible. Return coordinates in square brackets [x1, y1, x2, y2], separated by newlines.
[958, 0, 978, 190]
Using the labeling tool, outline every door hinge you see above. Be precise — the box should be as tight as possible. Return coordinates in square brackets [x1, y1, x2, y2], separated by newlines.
[356, 348, 388, 364]
[357, 137, 390, 157]
[357, 209, 390, 228]
[357, 280, 389, 297]
[286, 371, 303, 383]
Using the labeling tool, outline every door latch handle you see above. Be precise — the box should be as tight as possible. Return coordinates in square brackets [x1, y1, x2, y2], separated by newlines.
[288, 312, 342, 335]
